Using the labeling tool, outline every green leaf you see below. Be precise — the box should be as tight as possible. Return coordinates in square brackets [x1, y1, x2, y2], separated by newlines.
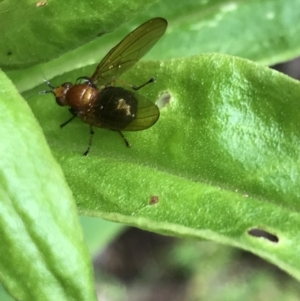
[0, 71, 96, 301]
[0, 0, 157, 70]
[6, 0, 300, 92]
[23, 53, 300, 280]
[0, 284, 14, 301]
[147, 0, 300, 65]
[3, 0, 300, 294]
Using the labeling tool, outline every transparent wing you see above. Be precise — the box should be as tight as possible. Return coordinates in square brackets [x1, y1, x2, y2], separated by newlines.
[90, 17, 167, 86]
[123, 93, 160, 131]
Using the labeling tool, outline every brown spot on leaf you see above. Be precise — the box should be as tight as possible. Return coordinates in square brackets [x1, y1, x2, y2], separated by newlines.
[149, 195, 159, 205]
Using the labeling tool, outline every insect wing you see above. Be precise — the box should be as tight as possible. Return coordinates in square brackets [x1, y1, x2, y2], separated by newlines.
[123, 93, 160, 131]
[90, 17, 167, 86]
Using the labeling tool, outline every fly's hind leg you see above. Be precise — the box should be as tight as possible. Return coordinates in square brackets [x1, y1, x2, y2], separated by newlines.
[115, 77, 155, 91]
[117, 131, 131, 148]
[83, 125, 95, 156]
[131, 77, 155, 91]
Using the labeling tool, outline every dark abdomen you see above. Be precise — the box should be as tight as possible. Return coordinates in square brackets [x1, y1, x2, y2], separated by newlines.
[94, 87, 138, 130]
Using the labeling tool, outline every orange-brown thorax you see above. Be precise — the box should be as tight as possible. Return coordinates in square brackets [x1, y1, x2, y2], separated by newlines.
[53, 83, 99, 110]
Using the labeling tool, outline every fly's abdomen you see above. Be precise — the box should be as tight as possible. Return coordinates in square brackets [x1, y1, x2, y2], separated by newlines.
[94, 87, 138, 130]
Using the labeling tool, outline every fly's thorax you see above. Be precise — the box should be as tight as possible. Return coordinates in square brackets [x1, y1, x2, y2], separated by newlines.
[64, 83, 99, 110]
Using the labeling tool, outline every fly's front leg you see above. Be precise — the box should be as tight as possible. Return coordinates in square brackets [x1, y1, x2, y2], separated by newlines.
[60, 108, 77, 128]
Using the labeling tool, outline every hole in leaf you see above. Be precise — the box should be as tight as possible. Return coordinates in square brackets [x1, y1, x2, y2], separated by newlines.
[156, 92, 171, 109]
[36, 1, 47, 7]
[149, 195, 159, 205]
[247, 228, 279, 243]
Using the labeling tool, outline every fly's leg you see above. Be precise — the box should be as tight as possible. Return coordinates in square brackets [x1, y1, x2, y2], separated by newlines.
[60, 108, 77, 128]
[39, 79, 55, 94]
[132, 77, 155, 90]
[117, 131, 131, 148]
[60, 109, 94, 156]
[115, 77, 155, 91]
[76, 76, 97, 88]
[83, 126, 95, 156]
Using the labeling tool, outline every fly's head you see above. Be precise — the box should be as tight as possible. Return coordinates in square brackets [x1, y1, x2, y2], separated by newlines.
[40, 80, 73, 106]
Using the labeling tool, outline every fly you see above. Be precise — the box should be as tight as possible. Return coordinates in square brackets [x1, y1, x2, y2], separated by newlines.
[42, 17, 167, 155]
